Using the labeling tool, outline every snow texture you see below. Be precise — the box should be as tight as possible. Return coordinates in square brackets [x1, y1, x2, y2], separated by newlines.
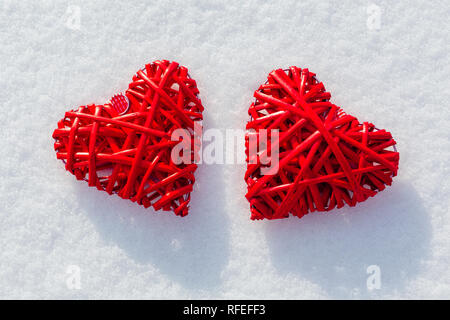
[0, 0, 449, 299]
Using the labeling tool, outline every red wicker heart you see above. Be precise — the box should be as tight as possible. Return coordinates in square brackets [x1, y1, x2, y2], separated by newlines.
[52, 60, 204, 217]
[245, 67, 399, 220]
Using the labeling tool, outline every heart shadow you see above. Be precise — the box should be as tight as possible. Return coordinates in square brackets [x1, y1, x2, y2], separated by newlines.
[74, 160, 229, 291]
[265, 180, 431, 298]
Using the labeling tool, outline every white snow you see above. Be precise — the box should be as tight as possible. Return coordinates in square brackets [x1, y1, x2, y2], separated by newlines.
[0, 0, 449, 299]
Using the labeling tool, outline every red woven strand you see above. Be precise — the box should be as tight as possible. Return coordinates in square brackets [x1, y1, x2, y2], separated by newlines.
[245, 67, 399, 220]
[52, 60, 204, 217]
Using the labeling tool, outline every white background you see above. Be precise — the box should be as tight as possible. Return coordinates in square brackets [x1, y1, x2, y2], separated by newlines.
[0, 0, 449, 299]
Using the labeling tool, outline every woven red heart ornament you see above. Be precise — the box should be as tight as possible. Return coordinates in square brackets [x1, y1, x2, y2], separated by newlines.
[245, 67, 399, 220]
[52, 60, 204, 217]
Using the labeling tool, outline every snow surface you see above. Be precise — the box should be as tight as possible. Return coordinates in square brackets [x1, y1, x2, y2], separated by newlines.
[0, 0, 449, 299]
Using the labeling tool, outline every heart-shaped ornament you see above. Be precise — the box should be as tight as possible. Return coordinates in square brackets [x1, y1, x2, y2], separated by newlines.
[245, 67, 399, 220]
[53, 60, 204, 216]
